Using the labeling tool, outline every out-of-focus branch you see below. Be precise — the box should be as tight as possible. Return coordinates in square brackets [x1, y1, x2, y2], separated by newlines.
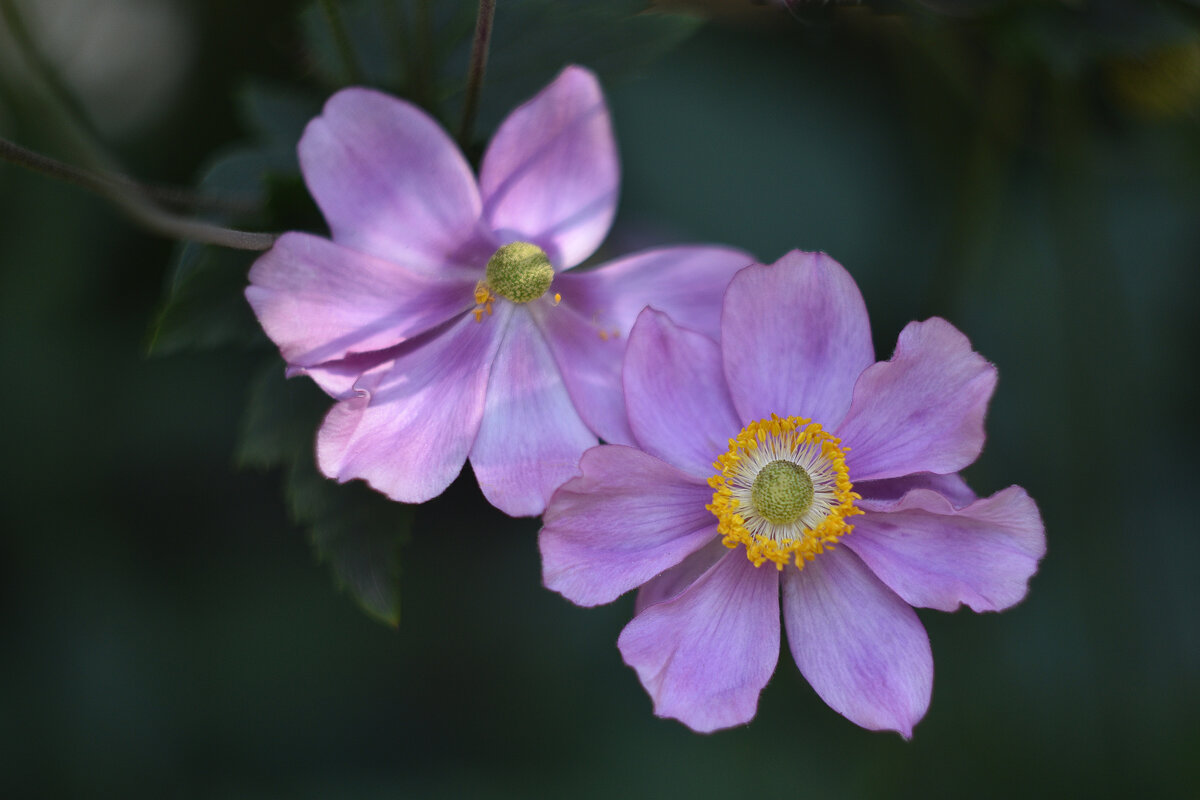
[458, 0, 496, 147]
[0, 137, 276, 251]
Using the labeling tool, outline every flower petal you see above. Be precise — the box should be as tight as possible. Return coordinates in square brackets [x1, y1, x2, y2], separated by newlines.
[478, 66, 617, 269]
[540, 445, 717, 606]
[469, 309, 596, 517]
[246, 232, 474, 367]
[856, 472, 976, 511]
[554, 245, 754, 341]
[634, 536, 728, 614]
[782, 547, 932, 738]
[845, 487, 1045, 612]
[624, 308, 742, 478]
[618, 551, 780, 733]
[531, 300, 633, 446]
[316, 308, 510, 503]
[300, 87, 494, 271]
[837, 318, 997, 482]
[721, 251, 874, 427]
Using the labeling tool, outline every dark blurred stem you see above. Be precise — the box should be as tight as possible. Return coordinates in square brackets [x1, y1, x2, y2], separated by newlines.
[457, 0, 495, 147]
[319, 0, 365, 84]
[0, 137, 275, 250]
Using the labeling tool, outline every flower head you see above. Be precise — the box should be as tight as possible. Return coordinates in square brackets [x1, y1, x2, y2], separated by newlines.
[245, 66, 752, 516]
[539, 250, 1046, 735]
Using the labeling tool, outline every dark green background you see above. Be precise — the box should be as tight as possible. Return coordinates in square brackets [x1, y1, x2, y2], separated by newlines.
[2, 1, 1198, 796]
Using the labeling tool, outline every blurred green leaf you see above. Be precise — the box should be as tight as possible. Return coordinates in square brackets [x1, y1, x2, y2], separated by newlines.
[300, 0, 474, 93]
[148, 242, 264, 355]
[238, 358, 409, 627]
[466, 0, 704, 133]
[288, 458, 411, 627]
[299, 0, 702, 135]
[236, 359, 329, 469]
[149, 146, 296, 356]
[237, 81, 324, 153]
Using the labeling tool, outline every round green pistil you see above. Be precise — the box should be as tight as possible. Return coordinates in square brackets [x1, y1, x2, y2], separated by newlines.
[485, 242, 554, 303]
[751, 460, 814, 526]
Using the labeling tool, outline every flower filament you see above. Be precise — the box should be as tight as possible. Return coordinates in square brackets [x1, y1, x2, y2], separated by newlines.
[707, 415, 861, 570]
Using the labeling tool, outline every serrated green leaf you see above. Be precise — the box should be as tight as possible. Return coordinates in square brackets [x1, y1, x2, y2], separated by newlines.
[237, 81, 323, 152]
[237, 359, 409, 626]
[148, 244, 265, 355]
[236, 358, 329, 470]
[288, 458, 411, 627]
[149, 147, 296, 356]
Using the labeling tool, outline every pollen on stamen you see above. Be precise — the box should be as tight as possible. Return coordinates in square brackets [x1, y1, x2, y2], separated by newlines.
[705, 414, 861, 570]
[473, 282, 494, 323]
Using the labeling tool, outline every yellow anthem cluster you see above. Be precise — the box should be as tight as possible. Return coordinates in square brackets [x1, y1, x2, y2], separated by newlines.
[474, 241, 560, 321]
[707, 415, 862, 570]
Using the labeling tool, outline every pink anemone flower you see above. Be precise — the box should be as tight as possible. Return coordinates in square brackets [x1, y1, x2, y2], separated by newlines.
[245, 66, 752, 516]
[539, 250, 1046, 735]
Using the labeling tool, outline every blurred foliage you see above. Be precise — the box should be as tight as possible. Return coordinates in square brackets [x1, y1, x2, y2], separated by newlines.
[2, 0, 1200, 797]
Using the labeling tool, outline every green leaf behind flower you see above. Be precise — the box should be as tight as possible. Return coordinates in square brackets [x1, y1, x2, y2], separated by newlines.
[239, 359, 409, 627]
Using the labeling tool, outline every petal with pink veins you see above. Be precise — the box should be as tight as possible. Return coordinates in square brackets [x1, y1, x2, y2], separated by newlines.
[540, 445, 717, 606]
[846, 486, 1045, 612]
[782, 546, 932, 738]
[532, 300, 634, 446]
[246, 232, 475, 367]
[316, 307, 511, 503]
[479, 66, 617, 269]
[624, 308, 742, 479]
[300, 87, 494, 272]
[836, 318, 997, 482]
[554, 245, 753, 342]
[618, 551, 780, 733]
[469, 309, 596, 517]
[721, 252, 874, 428]
[856, 472, 976, 511]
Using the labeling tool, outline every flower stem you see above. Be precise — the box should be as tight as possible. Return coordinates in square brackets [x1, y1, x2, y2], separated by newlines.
[0, 137, 275, 251]
[318, 0, 365, 85]
[457, 0, 496, 147]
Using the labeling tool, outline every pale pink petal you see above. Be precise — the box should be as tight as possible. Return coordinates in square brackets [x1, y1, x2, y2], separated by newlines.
[300, 87, 494, 271]
[531, 300, 633, 446]
[478, 66, 617, 269]
[857, 472, 976, 511]
[316, 307, 511, 503]
[845, 487, 1045, 612]
[554, 245, 754, 341]
[634, 536, 728, 614]
[623, 308, 742, 478]
[782, 547, 932, 738]
[836, 318, 997, 482]
[469, 309, 596, 517]
[618, 551, 780, 733]
[721, 252, 874, 427]
[246, 232, 474, 366]
[540, 445, 717, 606]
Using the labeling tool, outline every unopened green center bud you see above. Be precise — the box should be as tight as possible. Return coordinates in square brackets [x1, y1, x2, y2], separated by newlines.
[751, 460, 814, 526]
[485, 242, 554, 303]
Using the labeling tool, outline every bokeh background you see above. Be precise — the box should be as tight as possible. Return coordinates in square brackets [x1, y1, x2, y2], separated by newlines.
[2, 0, 1199, 797]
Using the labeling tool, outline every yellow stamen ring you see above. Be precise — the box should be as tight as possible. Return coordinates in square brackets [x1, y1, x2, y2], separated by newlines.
[706, 415, 861, 570]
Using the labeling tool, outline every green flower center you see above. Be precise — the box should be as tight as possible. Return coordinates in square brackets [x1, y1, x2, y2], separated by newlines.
[485, 242, 554, 303]
[750, 460, 814, 526]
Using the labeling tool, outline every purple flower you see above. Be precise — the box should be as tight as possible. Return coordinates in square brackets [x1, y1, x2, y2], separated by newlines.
[245, 66, 751, 516]
[539, 250, 1046, 735]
